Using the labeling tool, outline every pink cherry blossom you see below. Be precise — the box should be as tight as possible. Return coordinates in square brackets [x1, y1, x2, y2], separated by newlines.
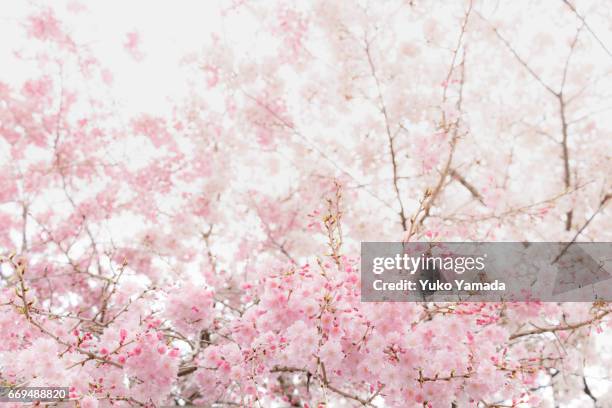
[0, 1, 611, 407]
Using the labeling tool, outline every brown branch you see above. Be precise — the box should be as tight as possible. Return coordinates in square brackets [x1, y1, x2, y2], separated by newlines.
[242, 90, 395, 212]
[484, 15, 584, 231]
[450, 168, 484, 204]
[509, 309, 611, 340]
[583, 376, 597, 404]
[201, 224, 218, 273]
[418, 369, 472, 384]
[323, 181, 344, 268]
[561, 0, 612, 59]
[271, 366, 374, 406]
[559, 27, 581, 230]
[553, 193, 611, 263]
[558, 94, 572, 230]
[178, 366, 199, 377]
[364, 39, 408, 231]
[418, 51, 468, 229]
[21, 202, 28, 253]
[414, 5, 472, 231]
[8, 258, 123, 369]
[484, 19, 558, 97]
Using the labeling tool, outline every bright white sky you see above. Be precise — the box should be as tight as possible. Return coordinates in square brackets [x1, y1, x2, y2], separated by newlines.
[0, 0, 226, 115]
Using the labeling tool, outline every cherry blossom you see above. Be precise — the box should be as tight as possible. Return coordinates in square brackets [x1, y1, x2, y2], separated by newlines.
[0, 1, 611, 407]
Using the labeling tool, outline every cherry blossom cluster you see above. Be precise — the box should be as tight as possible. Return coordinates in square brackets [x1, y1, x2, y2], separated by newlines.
[1, 1, 611, 407]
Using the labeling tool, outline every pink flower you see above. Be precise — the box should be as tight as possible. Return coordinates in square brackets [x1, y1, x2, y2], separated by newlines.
[124, 31, 145, 61]
[80, 396, 98, 408]
[26, 9, 64, 41]
[119, 328, 128, 343]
